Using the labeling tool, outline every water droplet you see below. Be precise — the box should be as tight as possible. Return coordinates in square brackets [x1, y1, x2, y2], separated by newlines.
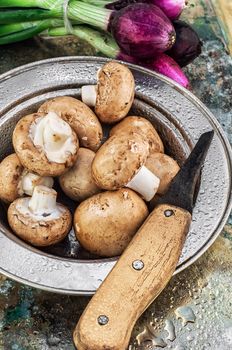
[153, 337, 167, 348]
[175, 306, 196, 325]
[164, 320, 176, 341]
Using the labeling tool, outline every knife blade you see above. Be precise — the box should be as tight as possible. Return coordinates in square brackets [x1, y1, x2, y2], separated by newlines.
[73, 131, 214, 350]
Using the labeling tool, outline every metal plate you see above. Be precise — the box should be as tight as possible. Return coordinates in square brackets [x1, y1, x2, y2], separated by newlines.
[0, 57, 231, 295]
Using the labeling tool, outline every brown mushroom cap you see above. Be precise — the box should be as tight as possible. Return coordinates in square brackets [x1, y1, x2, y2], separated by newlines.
[8, 198, 72, 246]
[74, 189, 148, 257]
[13, 113, 79, 177]
[95, 61, 135, 124]
[145, 153, 180, 194]
[59, 148, 101, 202]
[92, 132, 150, 190]
[38, 96, 103, 151]
[0, 153, 24, 203]
[110, 116, 164, 153]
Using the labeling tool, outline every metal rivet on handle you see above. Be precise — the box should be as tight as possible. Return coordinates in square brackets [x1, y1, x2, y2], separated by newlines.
[97, 315, 109, 326]
[164, 209, 174, 217]
[132, 260, 144, 271]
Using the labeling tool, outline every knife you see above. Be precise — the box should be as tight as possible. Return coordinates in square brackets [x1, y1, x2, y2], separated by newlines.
[73, 130, 214, 350]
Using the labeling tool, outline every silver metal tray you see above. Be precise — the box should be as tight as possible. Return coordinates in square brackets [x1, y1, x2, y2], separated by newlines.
[0, 57, 231, 295]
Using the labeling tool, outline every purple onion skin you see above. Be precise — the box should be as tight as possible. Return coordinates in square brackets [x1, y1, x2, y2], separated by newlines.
[107, 0, 186, 19]
[106, 0, 138, 10]
[143, 53, 189, 88]
[167, 20, 202, 67]
[110, 3, 176, 59]
[117, 52, 189, 88]
[151, 0, 186, 20]
[117, 52, 138, 64]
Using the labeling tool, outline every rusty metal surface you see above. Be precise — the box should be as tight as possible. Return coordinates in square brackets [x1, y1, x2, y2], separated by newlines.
[0, 1, 231, 349]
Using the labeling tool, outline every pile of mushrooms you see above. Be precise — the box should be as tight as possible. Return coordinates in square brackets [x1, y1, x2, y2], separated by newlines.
[0, 61, 180, 257]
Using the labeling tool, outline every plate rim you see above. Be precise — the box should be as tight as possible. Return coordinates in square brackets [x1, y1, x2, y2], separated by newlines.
[0, 56, 231, 295]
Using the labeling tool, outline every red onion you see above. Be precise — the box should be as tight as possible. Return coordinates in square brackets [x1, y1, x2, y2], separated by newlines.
[151, 0, 187, 20]
[167, 20, 202, 67]
[141, 54, 189, 88]
[110, 3, 176, 58]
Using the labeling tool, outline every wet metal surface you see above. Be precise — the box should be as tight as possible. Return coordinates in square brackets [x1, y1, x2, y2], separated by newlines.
[0, 1, 231, 349]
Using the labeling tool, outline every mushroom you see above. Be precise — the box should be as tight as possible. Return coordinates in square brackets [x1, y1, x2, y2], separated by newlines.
[110, 116, 164, 153]
[92, 133, 160, 201]
[13, 111, 79, 177]
[0, 153, 53, 203]
[59, 148, 101, 202]
[8, 185, 72, 246]
[81, 61, 135, 124]
[38, 96, 103, 151]
[74, 189, 148, 257]
[145, 153, 180, 194]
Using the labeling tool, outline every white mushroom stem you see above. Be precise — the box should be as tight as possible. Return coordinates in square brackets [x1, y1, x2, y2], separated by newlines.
[30, 111, 77, 164]
[81, 85, 97, 107]
[20, 172, 54, 196]
[126, 165, 160, 202]
[28, 185, 57, 215]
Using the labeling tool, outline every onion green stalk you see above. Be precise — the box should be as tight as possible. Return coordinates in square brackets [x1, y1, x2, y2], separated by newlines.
[0, 19, 63, 45]
[0, 9, 59, 24]
[0, 0, 60, 9]
[0, 1, 111, 30]
[47, 25, 119, 58]
[0, 21, 37, 36]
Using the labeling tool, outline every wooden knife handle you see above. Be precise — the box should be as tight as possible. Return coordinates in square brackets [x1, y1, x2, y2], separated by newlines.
[73, 204, 192, 350]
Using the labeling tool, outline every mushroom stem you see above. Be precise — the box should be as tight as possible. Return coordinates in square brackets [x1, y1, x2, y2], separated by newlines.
[126, 165, 160, 201]
[20, 172, 54, 196]
[28, 185, 57, 215]
[81, 85, 97, 107]
[30, 111, 77, 164]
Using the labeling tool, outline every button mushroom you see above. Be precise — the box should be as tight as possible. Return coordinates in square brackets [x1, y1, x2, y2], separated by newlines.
[59, 148, 101, 202]
[81, 61, 135, 124]
[0, 153, 53, 203]
[74, 189, 148, 257]
[8, 185, 72, 246]
[92, 133, 160, 201]
[145, 153, 180, 194]
[13, 111, 79, 177]
[18, 170, 54, 197]
[110, 116, 164, 153]
[38, 96, 103, 151]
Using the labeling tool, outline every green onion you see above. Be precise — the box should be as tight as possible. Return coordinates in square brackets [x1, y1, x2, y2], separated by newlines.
[0, 19, 62, 45]
[47, 25, 119, 58]
[0, 9, 59, 24]
[0, 0, 59, 9]
[0, 1, 110, 30]
[0, 21, 36, 36]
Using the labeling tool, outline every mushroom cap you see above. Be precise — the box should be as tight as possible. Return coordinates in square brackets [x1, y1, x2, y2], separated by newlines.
[74, 189, 148, 257]
[8, 198, 72, 246]
[95, 61, 135, 124]
[0, 153, 24, 203]
[110, 116, 164, 153]
[145, 153, 180, 194]
[13, 113, 79, 177]
[59, 148, 101, 202]
[38, 96, 103, 151]
[92, 132, 150, 190]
